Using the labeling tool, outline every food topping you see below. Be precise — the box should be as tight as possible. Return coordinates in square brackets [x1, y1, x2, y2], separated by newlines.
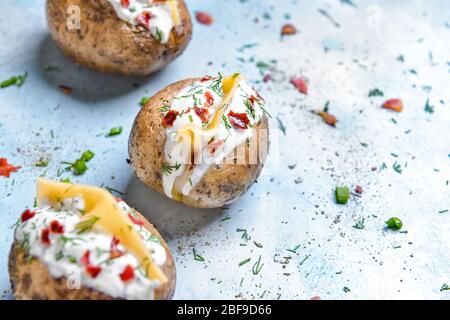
[161, 74, 269, 199]
[195, 11, 213, 25]
[0, 158, 21, 178]
[14, 179, 167, 300]
[382, 98, 404, 112]
[20, 209, 36, 222]
[162, 110, 179, 127]
[107, 0, 179, 43]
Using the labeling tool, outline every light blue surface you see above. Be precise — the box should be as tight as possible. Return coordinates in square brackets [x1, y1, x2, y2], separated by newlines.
[1, 0, 450, 299]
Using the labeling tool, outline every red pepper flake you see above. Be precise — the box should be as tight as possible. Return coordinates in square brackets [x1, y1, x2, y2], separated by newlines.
[80, 250, 91, 266]
[110, 236, 124, 259]
[20, 209, 36, 223]
[290, 77, 308, 95]
[204, 91, 214, 107]
[194, 106, 210, 123]
[50, 220, 65, 234]
[41, 228, 51, 245]
[195, 12, 213, 25]
[382, 98, 403, 112]
[59, 85, 72, 95]
[318, 111, 337, 127]
[136, 11, 153, 29]
[281, 23, 297, 36]
[120, 0, 130, 8]
[263, 74, 272, 83]
[119, 265, 135, 282]
[0, 158, 21, 178]
[228, 111, 250, 129]
[86, 265, 102, 278]
[355, 185, 363, 194]
[162, 110, 179, 128]
[128, 212, 144, 226]
[200, 75, 212, 82]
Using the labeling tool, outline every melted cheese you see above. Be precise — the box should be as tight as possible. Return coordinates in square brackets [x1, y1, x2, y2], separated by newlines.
[36, 178, 167, 283]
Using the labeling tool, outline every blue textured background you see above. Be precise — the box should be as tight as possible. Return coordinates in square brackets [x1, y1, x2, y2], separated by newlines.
[1, 0, 450, 299]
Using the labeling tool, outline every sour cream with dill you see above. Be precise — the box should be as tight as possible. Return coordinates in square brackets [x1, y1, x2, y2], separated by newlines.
[107, 0, 177, 43]
[14, 197, 166, 300]
[162, 75, 268, 198]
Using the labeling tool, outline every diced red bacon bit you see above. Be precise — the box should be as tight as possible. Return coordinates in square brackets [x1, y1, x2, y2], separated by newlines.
[80, 250, 91, 266]
[194, 106, 210, 123]
[355, 185, 363, 194]
[195, 12, 213, 25]
[382, 98, 403, 112]
[59, 85, 72, 95]
[204, 91, 214, 107]
[50, 220, 65, 234]
[128, 212, 144, 226]
[208, 138, 224, 155]
[120, 0, 130, 8]
[263, 74, 272, 83]
[110, 236, 124, 259]
[119, 265, 135, 282]
[0, 158, 21, 178]
[20, 209, 36, 223]
[200, 75, 212, 82]
[290, 77, 308, 95]
[311, 296, 321, 300]
[228, 111, 250, 129]
[318, 111, 337, 127]
[281, 23, 297, 36]
[80, 250, 103, 278]
[162, 110, 179, 128]
[86, 265, 102, 278]
[41, 228, 51, 245]
[136, 11, 153, 29]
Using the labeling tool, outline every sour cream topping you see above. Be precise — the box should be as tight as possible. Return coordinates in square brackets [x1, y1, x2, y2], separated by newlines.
[14, 197, 166, 300]
[107, 0, 178, 43]
[162, 75, 268, 198]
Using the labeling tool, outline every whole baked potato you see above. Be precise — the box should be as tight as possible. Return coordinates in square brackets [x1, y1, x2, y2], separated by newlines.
[46, 0, 192, 76]
[129, 74, 270, 209]
[9, 179, 176, 300]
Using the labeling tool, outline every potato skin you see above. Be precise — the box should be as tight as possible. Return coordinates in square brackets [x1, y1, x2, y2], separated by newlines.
[9, 209, 176, 300]
[129, 78, 270, 209]
[46, 0, 192, 76]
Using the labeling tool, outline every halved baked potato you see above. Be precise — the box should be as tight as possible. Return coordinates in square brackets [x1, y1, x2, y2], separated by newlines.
[46, 0, 192, 76]
[129, 74, 270, 208]
[9, 179, 176, 300]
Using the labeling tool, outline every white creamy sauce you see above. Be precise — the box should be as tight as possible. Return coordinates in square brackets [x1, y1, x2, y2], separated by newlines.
[162, 76, 267, 198]
[14, 197, 166, 300]
[107, 0, 176, 43]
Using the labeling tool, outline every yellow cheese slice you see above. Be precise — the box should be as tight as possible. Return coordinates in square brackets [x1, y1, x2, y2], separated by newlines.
[36, 178, 167, 284]
[170, 74, 243, 200]
[169, 0, 181, 26]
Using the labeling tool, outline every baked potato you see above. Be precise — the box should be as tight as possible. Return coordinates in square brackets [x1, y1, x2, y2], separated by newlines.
[9, 179, 176, 300]
[46, 0, 192, 76]
[129, 74, 270, 208]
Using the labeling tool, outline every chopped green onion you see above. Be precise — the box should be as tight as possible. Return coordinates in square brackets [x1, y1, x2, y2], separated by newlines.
[385, 217, 403, 230]
[335, 186, 350, 204]
[140, 96, 150, 107]
[73, 159, 87, 176]
[1, 72, 27, 89]
[107, 127, 123, 137]
[81, 150, 95, 162]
